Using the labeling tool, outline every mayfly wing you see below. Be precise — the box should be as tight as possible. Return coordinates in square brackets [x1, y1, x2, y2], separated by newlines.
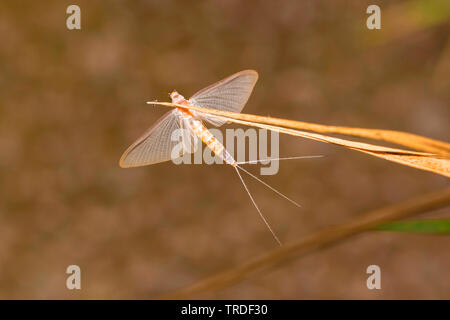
[189, 70, 259, 127]
[119, 110, 185, 168]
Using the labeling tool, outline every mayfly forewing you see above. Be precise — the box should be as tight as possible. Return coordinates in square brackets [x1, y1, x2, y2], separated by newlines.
[119, 110, 184, 168]
[189, 70, 259, 127]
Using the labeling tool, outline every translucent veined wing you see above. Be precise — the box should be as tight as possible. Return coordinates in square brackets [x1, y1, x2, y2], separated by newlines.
[120, 110, 187, 168]
[189, 70, 258, 127]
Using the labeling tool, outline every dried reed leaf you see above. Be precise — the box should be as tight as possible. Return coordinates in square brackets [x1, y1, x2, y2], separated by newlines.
[163, 186, 450, 299]
[150, 102, 450, 177]
[211, 109, 450, 156]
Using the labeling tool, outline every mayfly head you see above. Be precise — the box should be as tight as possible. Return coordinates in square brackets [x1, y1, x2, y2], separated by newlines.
[169, 91, 185, 104]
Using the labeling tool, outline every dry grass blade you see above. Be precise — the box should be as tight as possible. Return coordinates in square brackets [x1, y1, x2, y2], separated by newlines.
[216, 111, 450, 156]
[163, 186, 450, 299]
[227, 117, 450, 178]
[150, 102, 450, 177]
[150, 102, 450, 155]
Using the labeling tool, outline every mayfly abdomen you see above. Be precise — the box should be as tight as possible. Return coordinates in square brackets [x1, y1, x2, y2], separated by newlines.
[187, 116, 236, 166]
[221, 148, 237, 167]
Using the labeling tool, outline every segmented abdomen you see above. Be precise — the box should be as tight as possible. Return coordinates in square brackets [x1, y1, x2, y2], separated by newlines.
[188, 117, 236, 166]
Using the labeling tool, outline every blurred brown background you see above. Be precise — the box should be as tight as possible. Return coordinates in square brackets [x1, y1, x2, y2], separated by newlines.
[0, 0, 449, 299]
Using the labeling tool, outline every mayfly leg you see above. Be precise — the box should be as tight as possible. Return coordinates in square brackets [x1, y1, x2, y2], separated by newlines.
[234, 166, 282, 246]
[179, 116, 198, 154]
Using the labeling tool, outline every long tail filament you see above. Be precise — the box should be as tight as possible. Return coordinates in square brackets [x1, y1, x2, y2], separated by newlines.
[235, 155, 322, 165]
[236, 165, 301, 208]
[234, 166, 282, 246]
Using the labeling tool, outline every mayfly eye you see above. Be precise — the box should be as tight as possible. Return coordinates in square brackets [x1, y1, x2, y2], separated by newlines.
[170, 92, 179, 100]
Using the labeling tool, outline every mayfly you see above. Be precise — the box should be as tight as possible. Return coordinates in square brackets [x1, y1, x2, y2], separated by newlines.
[120, 70, 320, 245]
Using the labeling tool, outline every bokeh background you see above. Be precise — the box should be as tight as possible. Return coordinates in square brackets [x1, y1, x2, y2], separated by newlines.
[0, 0, 449, 299]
